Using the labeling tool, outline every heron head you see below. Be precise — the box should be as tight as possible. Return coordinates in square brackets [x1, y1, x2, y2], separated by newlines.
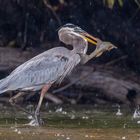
[58, 23, 98, 48]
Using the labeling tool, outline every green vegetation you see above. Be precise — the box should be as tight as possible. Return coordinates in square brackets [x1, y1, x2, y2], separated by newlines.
[103, 0, 124, 8]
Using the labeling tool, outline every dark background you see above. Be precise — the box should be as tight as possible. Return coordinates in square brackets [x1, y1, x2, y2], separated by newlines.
[0, 0, 140, 106]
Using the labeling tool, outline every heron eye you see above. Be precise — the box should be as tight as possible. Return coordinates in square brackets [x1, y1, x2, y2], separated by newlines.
[74, 27, 83, 33]
[75, 27, 80, 29]
[74, 27, 80, 30]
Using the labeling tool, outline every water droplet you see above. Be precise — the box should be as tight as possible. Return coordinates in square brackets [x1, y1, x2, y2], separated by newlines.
[14, 128, 18, 132]
[122, 136, 126, 139]
[70, 114, 75, 119]
[62, 111, 67, 115]
[28, 115, 33, 120]
[85, 135, 89, 138]
[56, 133, 60, 137]
[61, 134, 65, 137]
[123, 124, 127, 128]
[116, 105, 123, 116]
[18, 131, 21, 134]
[82, 116, 89, 119]
[56, 107, 63, 112]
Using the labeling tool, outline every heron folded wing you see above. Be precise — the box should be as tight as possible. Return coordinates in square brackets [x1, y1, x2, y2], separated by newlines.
[2, 47, 81, 92]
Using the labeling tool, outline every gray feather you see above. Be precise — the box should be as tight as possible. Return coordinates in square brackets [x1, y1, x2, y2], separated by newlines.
[0, 47, 81, 93]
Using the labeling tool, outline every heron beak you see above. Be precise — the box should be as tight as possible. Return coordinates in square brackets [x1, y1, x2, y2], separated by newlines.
[80, 32, 98, 46]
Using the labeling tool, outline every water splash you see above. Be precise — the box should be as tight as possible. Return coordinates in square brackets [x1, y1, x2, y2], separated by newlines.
[28, 115, 33, 120]
[70, 114, 75, 119]
[122, 136, 126, 139]
[132, 107, 140, 119]
[82, 116, 89, 119]
[27, 115, 39, 126]
[27, 119, 38, 126]
[116, 105, 123, 116]
[12, 127, 22, 135]
[55, 107, 63, 112]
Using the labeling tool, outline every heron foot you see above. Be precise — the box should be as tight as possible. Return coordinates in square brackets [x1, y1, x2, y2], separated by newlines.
[9, 97, 16, 105]
[34, 112, 44, 126]
[28, 118, 43, 126]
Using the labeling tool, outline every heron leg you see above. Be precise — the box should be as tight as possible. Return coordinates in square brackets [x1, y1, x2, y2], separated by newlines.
[34, 84, 51, 126]
[9, 92, 26, 105]
[9, 92, 34, 116]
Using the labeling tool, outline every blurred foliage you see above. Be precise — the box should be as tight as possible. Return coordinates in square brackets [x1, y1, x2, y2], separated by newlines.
[103, 0, 123, 9]
[135, 0, 140, 7]
[103, 0, 140, 9]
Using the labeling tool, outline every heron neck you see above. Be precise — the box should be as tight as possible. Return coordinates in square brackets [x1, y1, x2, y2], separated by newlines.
[72, 43, 88, 55]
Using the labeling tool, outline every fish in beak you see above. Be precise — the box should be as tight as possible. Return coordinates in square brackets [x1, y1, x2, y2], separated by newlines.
[59, 24, 117, 58]
[79, 32, 98, 46]
[71, 26, 98, 46]
[73, 26, 117, 58]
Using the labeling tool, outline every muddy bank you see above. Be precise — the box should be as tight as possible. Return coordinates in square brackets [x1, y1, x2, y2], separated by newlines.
[0, 128, 140, 140]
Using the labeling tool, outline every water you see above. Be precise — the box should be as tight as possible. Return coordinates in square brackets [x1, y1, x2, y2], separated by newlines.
[0, 104, 140, 140]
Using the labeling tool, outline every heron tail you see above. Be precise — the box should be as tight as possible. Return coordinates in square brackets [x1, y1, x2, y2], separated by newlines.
[0, 78, 9, 94]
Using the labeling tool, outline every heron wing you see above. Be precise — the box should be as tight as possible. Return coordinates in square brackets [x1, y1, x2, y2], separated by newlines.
[2, 47, 81, 91]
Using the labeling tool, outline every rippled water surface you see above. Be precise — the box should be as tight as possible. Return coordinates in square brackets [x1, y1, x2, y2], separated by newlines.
[0, 104, 140, 140]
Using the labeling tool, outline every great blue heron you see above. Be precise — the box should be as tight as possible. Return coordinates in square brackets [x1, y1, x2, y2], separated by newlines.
[0, 24, 116, 126]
